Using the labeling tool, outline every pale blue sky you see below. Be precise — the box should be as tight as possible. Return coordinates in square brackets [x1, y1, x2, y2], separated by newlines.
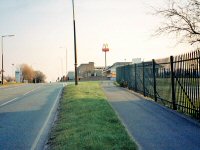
[0, 0, 195, 81]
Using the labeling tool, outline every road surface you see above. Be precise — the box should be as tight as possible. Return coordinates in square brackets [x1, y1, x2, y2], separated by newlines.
[0, 83, 64, 150]
[102, 81, 200, 150]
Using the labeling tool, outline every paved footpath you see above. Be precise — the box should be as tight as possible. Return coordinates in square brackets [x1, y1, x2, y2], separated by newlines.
[102, 81, 200, 150]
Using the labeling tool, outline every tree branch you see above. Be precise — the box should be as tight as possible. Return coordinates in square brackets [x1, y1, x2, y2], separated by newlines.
[154, 0, 200, 45]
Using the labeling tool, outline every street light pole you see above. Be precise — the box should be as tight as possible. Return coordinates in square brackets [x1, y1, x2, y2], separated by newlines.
[1, 35, 14, 84]
[60, 57, 63, 77]
[72, 0, 78, 85]
[66, 48, 68, 76]
[12, 63, 15, 79]
[59, 47, 68, 77]
[1, 37, 3, 84]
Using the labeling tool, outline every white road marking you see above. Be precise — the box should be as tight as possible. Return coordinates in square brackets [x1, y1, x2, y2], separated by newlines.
[0, 86, 41, 107]
[0, 97, 18, 107]
[31, 87, 63, 150]
[23, 87, 40, 96]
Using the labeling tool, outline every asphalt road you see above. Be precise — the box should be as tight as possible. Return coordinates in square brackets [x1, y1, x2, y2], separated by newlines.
[0, 83, 64, 150]
[102, 81, 200, 150]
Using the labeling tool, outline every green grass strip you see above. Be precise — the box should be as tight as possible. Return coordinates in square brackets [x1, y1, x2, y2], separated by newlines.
[48, 82, 137, 150]
[0, 82, 24, 87]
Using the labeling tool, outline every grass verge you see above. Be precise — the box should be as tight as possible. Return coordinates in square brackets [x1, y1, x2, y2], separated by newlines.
[48, 82, 137, 150]
[0, 82, 24, 87]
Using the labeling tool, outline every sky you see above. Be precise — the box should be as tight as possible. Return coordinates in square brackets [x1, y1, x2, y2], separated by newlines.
[0, 0, 197, 82]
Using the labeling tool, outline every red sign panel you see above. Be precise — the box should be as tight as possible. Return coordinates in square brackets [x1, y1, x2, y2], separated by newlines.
[102, 48, 109, 52]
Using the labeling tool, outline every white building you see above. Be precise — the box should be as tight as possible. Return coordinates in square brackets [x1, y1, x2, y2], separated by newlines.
[132, 58, 142, 64]
[15, 70, 22, 83]
[67, 71, 75, 80]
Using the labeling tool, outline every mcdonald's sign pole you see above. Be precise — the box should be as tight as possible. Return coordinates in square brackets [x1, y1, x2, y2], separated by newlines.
[102, 44, 109, 69]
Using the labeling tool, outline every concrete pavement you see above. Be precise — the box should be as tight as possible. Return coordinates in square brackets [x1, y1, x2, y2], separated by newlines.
[102, 81, 200, 150]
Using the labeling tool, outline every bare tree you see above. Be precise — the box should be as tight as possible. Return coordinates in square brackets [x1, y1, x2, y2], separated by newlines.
[33, 71, 46, 83]
[154, 0, 200, 45]
[20, 64, 34, 83]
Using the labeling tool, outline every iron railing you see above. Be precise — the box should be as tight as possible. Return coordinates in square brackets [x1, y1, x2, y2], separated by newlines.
[116, 50, 200, 120]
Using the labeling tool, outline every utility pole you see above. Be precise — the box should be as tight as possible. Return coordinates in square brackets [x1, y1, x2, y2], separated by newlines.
[66, 48, 68, 76]
[72, 0, 78, 85]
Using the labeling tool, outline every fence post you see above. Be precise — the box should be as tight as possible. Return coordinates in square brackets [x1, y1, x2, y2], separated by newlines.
[127, 65, 130, 88]
[170, 56, 177, 110]
[135, 64, 137, 91]
[198, 50, 200, 119]
[143, 62, 145, 96]
[152, 59, 157, 102]
[123, 66, 125, 86]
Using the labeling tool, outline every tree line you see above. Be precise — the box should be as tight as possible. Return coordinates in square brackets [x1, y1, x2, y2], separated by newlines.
[20, 64, 46, 83]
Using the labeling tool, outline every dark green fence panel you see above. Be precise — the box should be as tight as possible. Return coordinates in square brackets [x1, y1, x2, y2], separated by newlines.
[144, 62, 154, 98]
[155, 58, 173, 108]
[135, 63, 143, 94]
[173, 51, 200, 119]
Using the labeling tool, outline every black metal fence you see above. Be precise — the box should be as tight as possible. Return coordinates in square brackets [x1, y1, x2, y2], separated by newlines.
[116, 50, 200, 120]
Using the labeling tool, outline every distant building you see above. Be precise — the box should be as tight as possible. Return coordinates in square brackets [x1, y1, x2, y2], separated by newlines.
[94, 66, 104, 77]
[104, 62, 132, 81]
[77, 62, 104, 79]
[67, 71, 75, 80]
[78, 62, 95, 78]
[132, 58, 142, 64]
[76, 62, 107, 81]
[15, 70, 22, 83]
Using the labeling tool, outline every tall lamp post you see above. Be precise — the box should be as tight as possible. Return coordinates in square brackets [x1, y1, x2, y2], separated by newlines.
[1, 35, 15, 84]
[59, 57, 63, 78]
[59, 47, 68, 76]
[102, 43, 109, 69]
[12, 63, 15, 80]
[72, 0, 78, 85]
